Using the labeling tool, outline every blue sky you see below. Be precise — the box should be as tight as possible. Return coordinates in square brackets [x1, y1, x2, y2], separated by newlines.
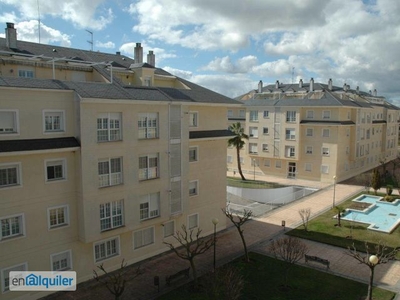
[0, 0, 399, 104]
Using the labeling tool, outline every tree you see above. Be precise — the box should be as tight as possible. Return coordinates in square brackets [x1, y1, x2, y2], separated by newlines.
[203, 266, 244, 300]
[371, 168, 382, 195]
[164, 225, 214, 289]
[93, 259, 141, 300]
[335, 206, 345, 227]
[298, 208, 311, 231]
[346, 242, 399, 300]
[228, 122, 249, 181]
[223, 208, 253, 262]
[269, 237, 308, 288]
[355, 172, 372, 193]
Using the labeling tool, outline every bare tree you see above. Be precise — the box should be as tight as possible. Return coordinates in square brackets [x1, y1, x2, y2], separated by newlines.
[335, 205, 345, 227]
[355, 172, 372, 193]
[203, 266, 244, 300]
[269, 237, 308, 288]
[346, 242, 399, 300]
[164, 225, 214, 289]
[93, 259, 141, 300]
[298, 208, 311, 231]
[223, 208, 253, 262]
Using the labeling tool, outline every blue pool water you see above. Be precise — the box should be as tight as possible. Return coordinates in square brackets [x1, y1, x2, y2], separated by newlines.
[341, 195, 400, 233]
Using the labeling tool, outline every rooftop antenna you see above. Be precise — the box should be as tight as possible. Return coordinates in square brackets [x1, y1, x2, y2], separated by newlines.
[86, 30, 93, 51]
[37, 0, 41, 43]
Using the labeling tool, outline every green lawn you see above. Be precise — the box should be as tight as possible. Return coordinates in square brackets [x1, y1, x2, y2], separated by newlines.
[287, 192, 400, 258]
[227, 176, 285, 189]
[158, 252, 395, 300]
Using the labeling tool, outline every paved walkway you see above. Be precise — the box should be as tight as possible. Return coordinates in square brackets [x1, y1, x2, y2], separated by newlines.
[48, 174, 400, 299]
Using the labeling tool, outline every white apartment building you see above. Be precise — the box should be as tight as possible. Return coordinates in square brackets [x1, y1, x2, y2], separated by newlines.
[0, 23, 240, 299]
[228, 78, 400, 183]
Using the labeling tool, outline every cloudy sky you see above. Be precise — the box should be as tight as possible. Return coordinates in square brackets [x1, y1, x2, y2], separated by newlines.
[0, 0, 399, 104]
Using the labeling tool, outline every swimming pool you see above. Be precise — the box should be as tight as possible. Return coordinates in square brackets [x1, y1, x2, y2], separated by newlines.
[340, 194, 400, 233]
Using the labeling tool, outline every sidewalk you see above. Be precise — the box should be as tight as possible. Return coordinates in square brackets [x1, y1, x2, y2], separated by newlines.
[48, 176, 400, 299]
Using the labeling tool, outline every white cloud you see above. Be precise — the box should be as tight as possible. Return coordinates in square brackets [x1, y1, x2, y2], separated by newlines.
[203, 56, 258, 73]
[95, 41, 115, 49]
[2, 0, 113, 30]
[163, 67, 193, 80]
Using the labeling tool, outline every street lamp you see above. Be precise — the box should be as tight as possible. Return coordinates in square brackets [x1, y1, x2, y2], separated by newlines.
[212, 218, 219, 272]
[367, 255, 379, 300]
[332, 175, 337, 208]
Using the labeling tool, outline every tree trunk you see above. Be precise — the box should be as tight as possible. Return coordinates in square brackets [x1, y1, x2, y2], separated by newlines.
[190, 258, 198, 289]
[236, 145, 246, 181]
[238, 229, 249, 262]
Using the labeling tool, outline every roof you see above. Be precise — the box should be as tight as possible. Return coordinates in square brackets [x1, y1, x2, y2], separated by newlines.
[0, 37, 241, 105]
[0, 137, 80, 153]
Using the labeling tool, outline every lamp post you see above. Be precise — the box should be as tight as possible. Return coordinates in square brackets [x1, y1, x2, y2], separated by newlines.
[332, 175, 337, 208]
[367, 255, 379, 300]
[212, 218, 219, 272]
[253, 159, 256, 181]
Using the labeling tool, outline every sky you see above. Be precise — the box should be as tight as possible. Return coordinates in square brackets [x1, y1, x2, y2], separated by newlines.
[0, 0, 399, 104]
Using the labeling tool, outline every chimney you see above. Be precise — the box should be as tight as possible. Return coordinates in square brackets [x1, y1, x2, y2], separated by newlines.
[299, 79, 303, 88]
[275, 80, 279, 89]
[356, 86, 360, 94]
[309, 78, 314, 92]
[343, 83, 348, 91]
[5, 22, 17, 49]
[258, 80, 263, 93]
[116, 51, 120, 55]
[134, 43, 143, 64]
[147, 50, 155, 66]
[373, 89, 377, 96]
[328, 78, 333, 90]
[369, 90, 372, 95]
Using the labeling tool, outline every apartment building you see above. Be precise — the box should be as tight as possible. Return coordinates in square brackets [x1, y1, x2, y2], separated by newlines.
[228, 78, 400, 183]
[0, 23, 240, 299]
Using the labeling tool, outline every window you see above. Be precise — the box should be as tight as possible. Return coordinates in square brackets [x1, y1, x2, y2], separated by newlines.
[48, 205, 69, 229]
[97, 113, 122, 142]
[144, 76, 152, 87]
[0, 110, 18, 134]
[239, 110, 245, 118]
[263, 110, 269, 118]
[262, 144, 269, 152]
[51, 250, 72, 271]
[249, 143, 258, 154]
[133, 227, 154, 249]
[249, 127, 258, 138]
[94, 237, 120, 262]
[263, 127, 269, 135]
[1, 263, 27, 293]
[285, 128, 296, 140]
[306, 128, 313, 137]
[98, 158, 123, 187]
[189, 112, 198, 127]
[321, 165, 329, 174]
[139, 154, 159, 181]
[163, 221, 175, 238]
[188, 214, 199, 229]
[0, 163, 20, 188]
[305, 163, 312, 172]
[322, 129, 330, 137]
[227, 155, 233, 164]
[239, 157, 244, 165]
[286, 111, 296, 122]
[306, 110, 314, 119]
[1, 214, 24, 241]
[138, 113, 158, 139]
[189, 181, 198, 196]
[275, 161, 282, 168]
[251, 159, 259, 167]
[322, 147, 330, 156]
[306, 146, 313, 154]
[323, 110, 331, 119]
[18, 69, 34, 78]
[189, 147, 198, 162]
[264, 159, 270, 167]
[227, 110, 233, 118]
[285, 146, 295, 157]
[249, 110, 258, 122]
[140, 193, 160, 220]
[45, 159, 66, 181]
[100, 200, 124, 231]
[44, 110, 64, 132]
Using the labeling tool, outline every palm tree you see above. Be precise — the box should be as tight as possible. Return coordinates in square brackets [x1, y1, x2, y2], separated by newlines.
[228, 122, 249, 181]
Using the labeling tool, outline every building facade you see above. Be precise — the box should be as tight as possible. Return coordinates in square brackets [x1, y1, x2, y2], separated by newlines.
[228, 78, 400, 183]
[0, 23, 239, 299]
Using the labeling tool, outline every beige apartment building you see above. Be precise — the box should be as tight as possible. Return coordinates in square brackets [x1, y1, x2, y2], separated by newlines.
[0, 23, 240, 299]
[228, 78, 400, 183]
